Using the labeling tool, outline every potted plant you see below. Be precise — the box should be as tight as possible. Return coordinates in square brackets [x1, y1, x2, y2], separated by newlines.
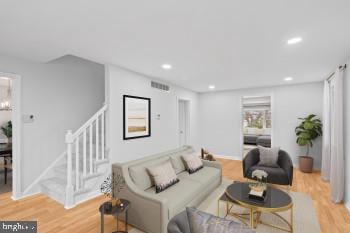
[1, 121, 12, 144]
[295, 114, 322, 173]
[100, 172, 125, 207]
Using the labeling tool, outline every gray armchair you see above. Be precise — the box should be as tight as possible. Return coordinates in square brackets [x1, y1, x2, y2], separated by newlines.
[243, 148, 293, 186]
[167, 209, 254, 233]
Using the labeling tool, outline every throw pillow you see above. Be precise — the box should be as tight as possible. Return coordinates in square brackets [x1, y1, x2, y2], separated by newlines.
[186, 207, 254, 233]
[182, 153, 203, 174]
[258, 145, 280, 167]
[147, 161, 179, 193]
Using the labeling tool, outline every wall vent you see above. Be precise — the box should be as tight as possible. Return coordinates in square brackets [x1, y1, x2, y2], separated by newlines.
[151, 81, 170, 92]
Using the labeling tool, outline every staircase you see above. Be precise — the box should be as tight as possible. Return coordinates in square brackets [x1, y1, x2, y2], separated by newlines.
[39, 104, 109, 209]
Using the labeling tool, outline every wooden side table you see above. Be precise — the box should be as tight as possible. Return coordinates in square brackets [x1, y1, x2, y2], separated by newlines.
[99, 199, 130, 233]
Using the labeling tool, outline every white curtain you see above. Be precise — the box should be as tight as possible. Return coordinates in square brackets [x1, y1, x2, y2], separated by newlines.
[321, 67, 345, 203]
[321, 81, 331, 181]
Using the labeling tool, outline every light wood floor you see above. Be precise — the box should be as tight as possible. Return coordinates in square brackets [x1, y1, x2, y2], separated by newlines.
[0, 159, 349, 233]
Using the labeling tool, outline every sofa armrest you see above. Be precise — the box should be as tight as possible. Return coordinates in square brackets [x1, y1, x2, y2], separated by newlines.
[277, 151, 294, 186]
[202, 160, 222, 170]
[113, 163, 169, 233]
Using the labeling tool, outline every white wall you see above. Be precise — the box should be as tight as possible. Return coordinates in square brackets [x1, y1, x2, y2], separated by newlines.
[199, 82, 323, 168]
[0, 54, 105, 193]
[105, 65, 199, 163]
[344, 60, 350, 209]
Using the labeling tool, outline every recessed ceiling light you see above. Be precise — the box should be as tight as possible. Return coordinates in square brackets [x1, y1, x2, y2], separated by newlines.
[208, 85, 215, 89]
[162, 64, 172, 70]
[284, 77, 293, 81]
[287, 37, 302, 45]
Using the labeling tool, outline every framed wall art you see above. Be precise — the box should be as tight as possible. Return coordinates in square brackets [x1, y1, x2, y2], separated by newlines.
[123, 95, 151, 140]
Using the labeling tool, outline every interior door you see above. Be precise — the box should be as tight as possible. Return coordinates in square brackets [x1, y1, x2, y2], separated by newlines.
[178, 100, 187, 147]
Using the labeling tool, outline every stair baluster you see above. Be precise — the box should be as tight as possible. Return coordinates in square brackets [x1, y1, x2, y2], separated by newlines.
[75, 137, 79, 190]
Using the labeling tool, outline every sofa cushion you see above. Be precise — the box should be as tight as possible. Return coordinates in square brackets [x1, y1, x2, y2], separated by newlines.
[169, 147, 195, 174]
[178, 167, 221, 185]
[170, 154, 187, 174]
[146, 178, 202, 218]
[182, 154, 203, 174]
[147, 161, 179, 193]
[129, 157, 169, 190]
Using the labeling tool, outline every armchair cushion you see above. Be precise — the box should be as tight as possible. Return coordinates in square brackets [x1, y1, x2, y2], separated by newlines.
[258, 146, 280, 167]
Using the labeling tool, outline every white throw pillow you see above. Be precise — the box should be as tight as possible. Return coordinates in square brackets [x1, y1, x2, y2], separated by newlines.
[258, 146, 280, 167]
[147, 161, 179, 193]
[182, 153, 203, 174]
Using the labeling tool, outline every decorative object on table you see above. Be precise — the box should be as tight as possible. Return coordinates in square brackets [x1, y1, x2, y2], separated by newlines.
[1, 121, 12, 144]
[99, 199, 130, 233]
[249, 170, 268, 201]
[123, 95, 151, 140]
[295, 114, 322, 173]
[201, 148, 216, 161]
[100, 172, 125, 207]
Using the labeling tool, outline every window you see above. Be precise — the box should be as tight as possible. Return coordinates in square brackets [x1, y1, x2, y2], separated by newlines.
[244, 109, 271, 129]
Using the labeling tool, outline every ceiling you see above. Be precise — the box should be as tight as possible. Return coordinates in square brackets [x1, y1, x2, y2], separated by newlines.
[0, 0, 350, 92]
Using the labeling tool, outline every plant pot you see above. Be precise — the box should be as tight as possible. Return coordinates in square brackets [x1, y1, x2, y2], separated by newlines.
[299, 156, 313, 173]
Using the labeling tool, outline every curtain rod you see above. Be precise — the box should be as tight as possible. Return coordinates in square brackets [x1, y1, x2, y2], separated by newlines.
[326, 64, 347, 82]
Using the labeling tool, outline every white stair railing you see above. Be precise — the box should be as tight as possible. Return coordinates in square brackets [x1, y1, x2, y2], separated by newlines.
[64, 104, 107, 208]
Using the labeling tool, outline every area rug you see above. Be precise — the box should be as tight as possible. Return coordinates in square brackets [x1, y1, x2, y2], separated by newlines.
[129, 179, 321, 233]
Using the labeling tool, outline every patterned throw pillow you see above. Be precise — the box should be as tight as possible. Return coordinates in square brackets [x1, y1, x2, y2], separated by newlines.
[186, 207, 254, 233]
[258, 145, 280, 167]
[182, 153, 203, 174]
[147, 161, 179, 193]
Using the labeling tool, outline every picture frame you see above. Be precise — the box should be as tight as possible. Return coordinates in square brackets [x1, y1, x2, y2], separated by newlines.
[123, 95, 151, 140]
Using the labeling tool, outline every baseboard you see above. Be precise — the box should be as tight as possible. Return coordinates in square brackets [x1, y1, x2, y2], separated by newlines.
[214, 154, 242, 161]
[11, 191, 41, 201]
[346, 202, 350, 213]
[72, 190, 102, 208]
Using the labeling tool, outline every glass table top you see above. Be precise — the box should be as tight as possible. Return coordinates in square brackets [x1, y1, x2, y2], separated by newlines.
[225, 182, 292, 209]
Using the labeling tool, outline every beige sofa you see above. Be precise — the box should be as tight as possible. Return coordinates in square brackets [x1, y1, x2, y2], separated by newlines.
[112, 146, 222, 233]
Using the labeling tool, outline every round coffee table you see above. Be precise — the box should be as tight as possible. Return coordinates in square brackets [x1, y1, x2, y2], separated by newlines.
[222, 182, 293, 232]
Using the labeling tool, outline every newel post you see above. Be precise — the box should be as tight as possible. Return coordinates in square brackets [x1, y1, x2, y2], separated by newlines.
[65, 130, 75, 209]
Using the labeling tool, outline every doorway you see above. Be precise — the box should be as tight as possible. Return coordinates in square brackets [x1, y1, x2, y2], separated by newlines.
[0, 72, 21, 199]
[241, 96, 272, 158]
[0, 76, 13, 194]
[178, 99, 190, 147]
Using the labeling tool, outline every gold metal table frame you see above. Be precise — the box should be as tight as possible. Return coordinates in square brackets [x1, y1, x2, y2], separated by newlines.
[218, 191, 293, 233]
